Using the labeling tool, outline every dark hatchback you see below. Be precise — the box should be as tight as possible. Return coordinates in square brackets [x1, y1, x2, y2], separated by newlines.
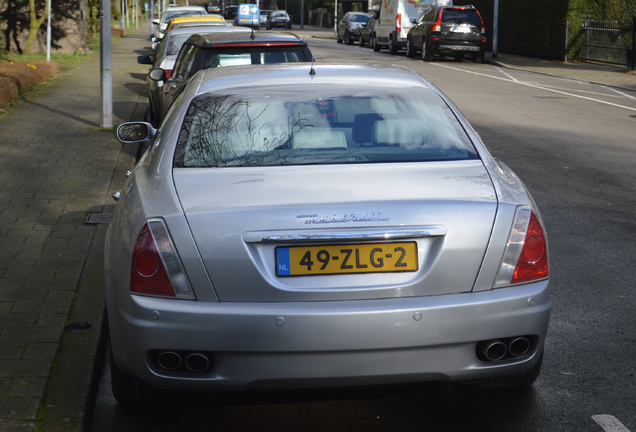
[406, 5, 487, 62]
[337, 11, 373, 45]
[149, 32, 313, 125]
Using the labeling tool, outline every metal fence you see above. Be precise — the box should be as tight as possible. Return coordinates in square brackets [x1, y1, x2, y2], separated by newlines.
[579, 17, 636, 69]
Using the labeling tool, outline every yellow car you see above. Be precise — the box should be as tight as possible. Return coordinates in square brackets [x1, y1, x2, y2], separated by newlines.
[165, 15, 227, 33]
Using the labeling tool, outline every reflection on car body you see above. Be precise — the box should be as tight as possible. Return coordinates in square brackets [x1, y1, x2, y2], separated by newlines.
[107, 63, 550, 405]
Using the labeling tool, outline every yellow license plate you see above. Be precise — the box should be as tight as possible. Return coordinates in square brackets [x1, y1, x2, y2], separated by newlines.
[276, 242, 418, 276]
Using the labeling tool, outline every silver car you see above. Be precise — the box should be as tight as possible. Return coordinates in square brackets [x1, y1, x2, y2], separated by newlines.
[107, 63, 551, 405]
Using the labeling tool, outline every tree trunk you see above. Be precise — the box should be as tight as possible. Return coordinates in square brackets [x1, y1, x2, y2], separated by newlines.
[24, 0, 50, 53]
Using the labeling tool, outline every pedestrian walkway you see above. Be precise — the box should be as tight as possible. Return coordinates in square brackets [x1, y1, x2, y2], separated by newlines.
[0, 25, 152, 432]
[1, 21, 634, 432]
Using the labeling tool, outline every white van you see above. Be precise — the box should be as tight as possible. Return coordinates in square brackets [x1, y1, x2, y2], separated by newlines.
[373, 0, 452, 54]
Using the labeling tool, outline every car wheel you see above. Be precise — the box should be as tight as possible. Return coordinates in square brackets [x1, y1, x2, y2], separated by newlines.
[474, 48, 485, 63]
[422, 39, 433, 61]
[345, 32, 354, 45]
[480, 351, 544, 389]
[389, 36, 398, 55]
[455, 53, 465, 62]
[110, 347, 158, 406]
[143, 105, 154, 127]
[337, 32, 342, 43]
[406, 38, 416, 58]
[372, 34, 380, 51]
[359, 36, 366, 47]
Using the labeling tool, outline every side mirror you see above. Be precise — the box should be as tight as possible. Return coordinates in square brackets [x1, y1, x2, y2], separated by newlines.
[151, 41, 159, 50]
[116, 122, 157, 144]
[137, 55, 153, 65]
[152, 18, 160, 25]
[149, 68, 167, 82]
[410, 18, 417, 24]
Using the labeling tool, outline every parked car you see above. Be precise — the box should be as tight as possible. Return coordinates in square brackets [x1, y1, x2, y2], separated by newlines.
[234, 3, 260, 28]
[358, 15, 377, 47]
[266, 10, 292, 29]
[374, 0, 450, 54]
[108, 62, 551, 405]
[406, 5, 487, 62]
[337, 11, 373, 45]
[148, 32, 313, 125]
[164, 14, 227, 34]
[223, 4, 238, 20]
[259, 9, 271, 27]
[137, 26, 251, 127]
[152, 5, 207, 40]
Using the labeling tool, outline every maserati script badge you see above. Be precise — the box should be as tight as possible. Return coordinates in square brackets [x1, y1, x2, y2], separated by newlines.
[297, 213, 390, 224]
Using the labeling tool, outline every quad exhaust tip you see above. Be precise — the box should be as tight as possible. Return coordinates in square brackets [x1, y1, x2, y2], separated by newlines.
[477, 336, 533, 362]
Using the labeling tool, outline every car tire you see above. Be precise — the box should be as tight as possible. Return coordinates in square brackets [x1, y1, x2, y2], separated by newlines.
[345, 32, 354, 45]
[455, 53, 465, 62]
[422, 39, 433, 61]
[389, 36, 398, 55]
[474, 48, 485, 63]
[406, 38, 416, 58]
[110, 347, 158, 406]
[359, 36, 366, 47]
[480, 351, 544, 389]
[372, 34, 380, 52]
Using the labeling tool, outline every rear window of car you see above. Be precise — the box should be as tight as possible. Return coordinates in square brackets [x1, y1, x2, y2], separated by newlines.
[174, 87, 478, 168]
[202, 47, 308, 67]
[442, 9, 482, 26]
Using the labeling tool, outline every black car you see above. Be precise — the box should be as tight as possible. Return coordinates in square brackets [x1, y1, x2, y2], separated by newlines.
[266, 10, 292, 29]
[149, 32, 313, 124]
[358, 16, 377, 48]
[337, 11, 373, 45]
[406, 5, 487, 62]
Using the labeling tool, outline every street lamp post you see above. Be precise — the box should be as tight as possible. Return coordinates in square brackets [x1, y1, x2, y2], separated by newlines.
[100, 0, 113, 129]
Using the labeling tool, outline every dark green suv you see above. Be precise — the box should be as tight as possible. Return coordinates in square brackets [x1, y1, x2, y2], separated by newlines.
[406, 5, 487, 62]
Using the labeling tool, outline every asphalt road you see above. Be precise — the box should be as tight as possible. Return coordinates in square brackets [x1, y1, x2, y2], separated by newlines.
[90, 36, 636, 432]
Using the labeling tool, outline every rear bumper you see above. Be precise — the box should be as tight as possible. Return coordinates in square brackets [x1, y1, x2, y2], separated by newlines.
[108, 281, 550, 392]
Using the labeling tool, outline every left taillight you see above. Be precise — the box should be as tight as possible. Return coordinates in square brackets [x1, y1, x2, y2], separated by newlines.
[395, 13, 402, 32]
[164, 69, 173, 80]
[494, 207, 549, 287]
[130, 219, 195, 299]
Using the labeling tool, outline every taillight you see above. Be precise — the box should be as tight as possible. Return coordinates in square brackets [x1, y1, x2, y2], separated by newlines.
[164, 69, 173, 79]
[395, 13, 402, 32]
[432, 10, 442, 32]
[130, 219, 195, 299]
[494, 207, 549, 287]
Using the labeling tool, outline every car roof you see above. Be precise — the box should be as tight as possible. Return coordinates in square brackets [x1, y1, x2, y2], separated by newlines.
[169, 15, 225, 25]
[192, 63, 429, 95]
[185, 31, 307, 47]
[164, 5, 206, 11]
[166, 25, 251, 37]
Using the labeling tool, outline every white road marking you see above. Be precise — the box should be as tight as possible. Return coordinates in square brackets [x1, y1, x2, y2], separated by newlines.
[607, 86, 636, 100]
[592, 414, 632, 432]
[432, 63, 636, 112]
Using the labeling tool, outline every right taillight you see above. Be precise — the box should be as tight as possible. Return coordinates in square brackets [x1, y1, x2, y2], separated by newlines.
[494, 207, 549, 287]
[130, 219, 195, 299]
[164, 69, 173, 80]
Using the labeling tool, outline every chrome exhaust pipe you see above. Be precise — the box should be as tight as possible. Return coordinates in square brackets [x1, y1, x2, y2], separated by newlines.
[481, 340, 507, 361]
[185, 353, 210, 373]
[157, 351, 182, 371]
[508, 337, 531, 357]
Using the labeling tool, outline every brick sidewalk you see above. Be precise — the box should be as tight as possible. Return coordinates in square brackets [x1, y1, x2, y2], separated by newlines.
[0, 25, 151, 432]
